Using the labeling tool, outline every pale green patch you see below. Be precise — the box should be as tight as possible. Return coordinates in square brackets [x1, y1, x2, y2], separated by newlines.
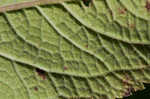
[0, 0, 33, 6]
[0, 0, 150, 99]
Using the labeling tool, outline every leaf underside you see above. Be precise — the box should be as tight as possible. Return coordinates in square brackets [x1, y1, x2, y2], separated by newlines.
[0, 0, 150, 99]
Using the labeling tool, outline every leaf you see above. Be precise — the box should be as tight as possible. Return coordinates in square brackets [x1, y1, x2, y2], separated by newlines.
[0, 0, 150, 99]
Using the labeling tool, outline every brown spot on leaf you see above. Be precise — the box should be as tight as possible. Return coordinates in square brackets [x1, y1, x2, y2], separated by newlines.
[118, 8, 127, 14]
[145, 0, 150, 12]
[85, 44, 88, 48]
[34, 87, 38, 91]
[123, 79, 128, 84]
[64, 66, 68, 70]
[129, 24, 135, 29]
[36, 68, 46, 80]
[109, 10, 113, 16]
[124, 90, 131, 97]
[123, 74, 130, 84]
[122, 73, 135, 98]
[123, 87, 134, 97]
[128, 23, 135, 29]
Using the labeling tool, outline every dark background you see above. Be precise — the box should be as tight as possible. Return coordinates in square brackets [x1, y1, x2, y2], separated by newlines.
[123, 83, 150, 99]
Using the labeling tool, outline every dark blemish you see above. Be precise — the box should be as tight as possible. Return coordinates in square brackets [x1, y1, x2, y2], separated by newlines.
[125, 74, 130, 80]
[124, 88, 130, 97]
[36, 68, 46, 80]
[124, 91, 131, 97]
[82, 0, 92, 7]
[122, 74, 131, 86]
[122, 74, 135, 98]
[129, 24, 135, 29]
[145, 0, 150, 12]
[85, 44, 88, 48]
[118, 8, 127, 14]
[109, 10, 113, 16]
[34, 87, 38, 91]
[123, 79, 128, 84]
[127, 23, 135, 29]
[123, 76, 129, 84]
[123, 87, 134, 97]
[64, 66, 68, 70]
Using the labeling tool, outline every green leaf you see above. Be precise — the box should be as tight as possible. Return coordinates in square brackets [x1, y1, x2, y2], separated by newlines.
[0, 0, 150, 99]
